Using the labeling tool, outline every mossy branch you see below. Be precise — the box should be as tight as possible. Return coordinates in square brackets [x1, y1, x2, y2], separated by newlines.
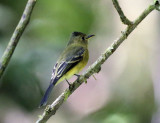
[0, 0, 36, 79]
[36, 1, 160, 123]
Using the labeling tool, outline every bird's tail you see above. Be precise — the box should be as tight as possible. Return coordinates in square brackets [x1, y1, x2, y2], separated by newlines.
[39, 79, 58, 107]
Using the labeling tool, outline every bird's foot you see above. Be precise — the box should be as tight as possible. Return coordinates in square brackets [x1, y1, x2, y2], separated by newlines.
[65, 79, 73, 90]
[74, 74, 87, 84]
[74, 74, 80, 78]
[74, 74, 81, 83]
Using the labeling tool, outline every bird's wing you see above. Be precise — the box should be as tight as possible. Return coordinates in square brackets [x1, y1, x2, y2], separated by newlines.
[51, 47, 85, 84]
[40, 47, 85, 106]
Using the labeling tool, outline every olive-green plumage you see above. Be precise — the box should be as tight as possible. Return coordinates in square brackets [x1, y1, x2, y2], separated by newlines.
[40, 32, 94, 107]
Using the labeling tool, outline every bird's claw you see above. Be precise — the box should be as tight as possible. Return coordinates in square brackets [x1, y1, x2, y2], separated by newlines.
[74, 74, 81, 83]
[65, 79, 73, 90]
[74, 74, 88, 84]
[74, 74, 80, 78]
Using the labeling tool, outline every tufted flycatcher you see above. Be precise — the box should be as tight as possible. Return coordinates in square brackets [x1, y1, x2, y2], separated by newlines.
[39, 31, 95, 107]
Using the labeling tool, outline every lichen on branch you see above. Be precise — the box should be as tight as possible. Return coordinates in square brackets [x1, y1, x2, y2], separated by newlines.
[0, 0, 36, 79]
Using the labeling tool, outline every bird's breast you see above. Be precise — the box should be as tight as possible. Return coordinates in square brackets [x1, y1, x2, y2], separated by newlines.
[56, 49, 89, 85]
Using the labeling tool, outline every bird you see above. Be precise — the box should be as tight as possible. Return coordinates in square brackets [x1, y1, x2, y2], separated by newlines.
[39, 31, 95, 107]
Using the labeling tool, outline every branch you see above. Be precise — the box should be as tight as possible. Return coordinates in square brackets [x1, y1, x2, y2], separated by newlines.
[112, 0, 133, 25]
[0, 0, 37, 79]
[36, 1, 160, 123]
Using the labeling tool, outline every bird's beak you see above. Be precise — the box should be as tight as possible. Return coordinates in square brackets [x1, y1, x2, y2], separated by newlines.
[86, 34, 95, 39]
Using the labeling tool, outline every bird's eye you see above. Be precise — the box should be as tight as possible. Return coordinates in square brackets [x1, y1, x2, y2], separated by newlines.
[82, 37, 85, 40]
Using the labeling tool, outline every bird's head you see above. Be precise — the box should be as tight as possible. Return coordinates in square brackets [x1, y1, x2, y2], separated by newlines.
[67, 31, 95, 46]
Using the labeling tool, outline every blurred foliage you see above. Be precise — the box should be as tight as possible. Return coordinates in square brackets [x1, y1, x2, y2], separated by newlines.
[78, 66, 155, 123]
[0, 60, 42, 111]
[29, 0, 95, 41]
[0, 0, 96, 111]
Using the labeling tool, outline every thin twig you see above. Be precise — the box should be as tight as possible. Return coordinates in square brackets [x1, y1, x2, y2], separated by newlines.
[112, 0, 133, 25]
[0, 0, 36, 79]
[36, 1, 160, 123]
